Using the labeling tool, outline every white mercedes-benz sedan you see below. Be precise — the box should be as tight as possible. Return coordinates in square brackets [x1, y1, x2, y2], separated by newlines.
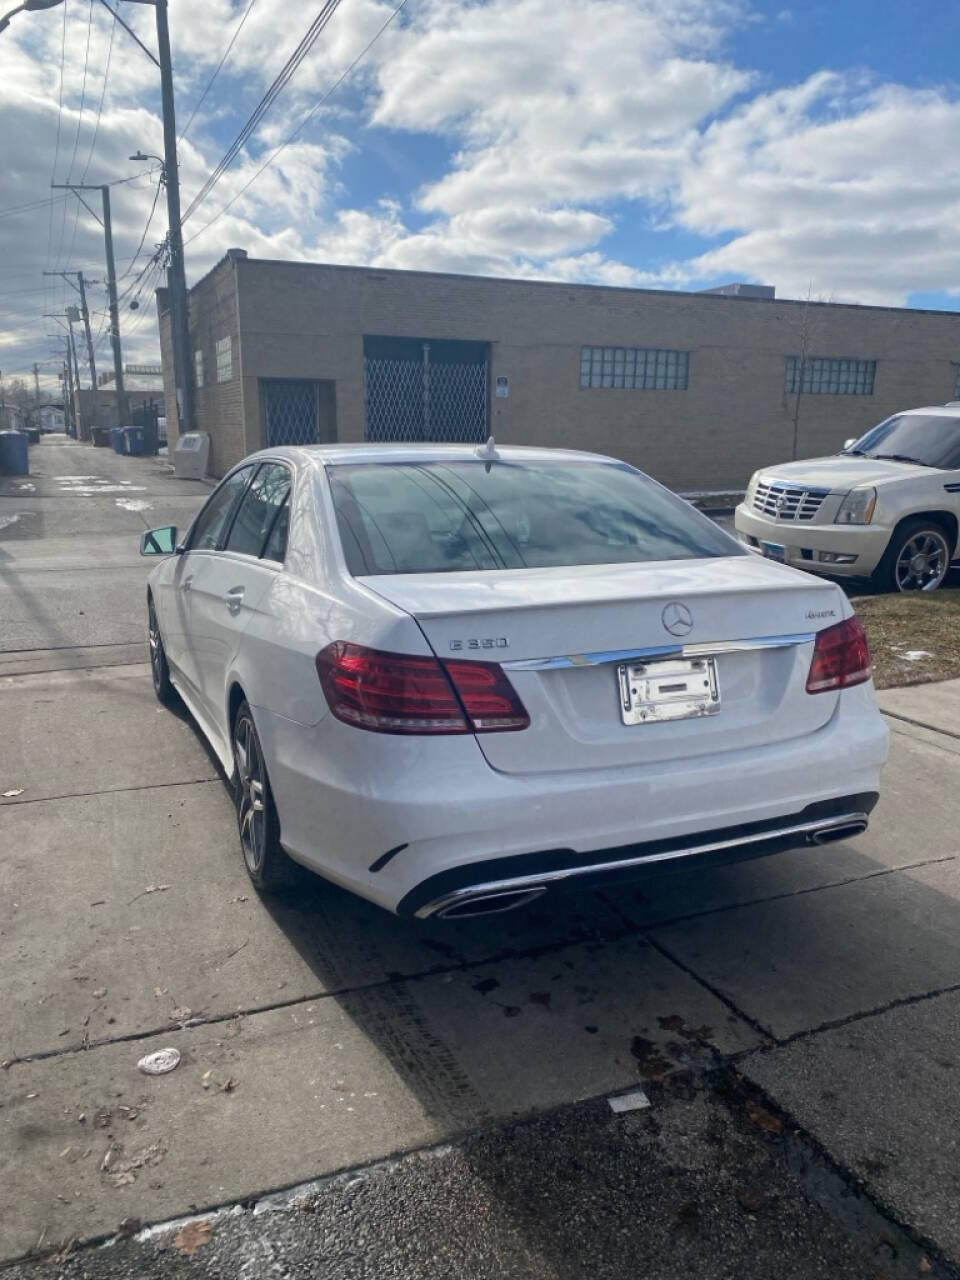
[140, 442, 888, 920]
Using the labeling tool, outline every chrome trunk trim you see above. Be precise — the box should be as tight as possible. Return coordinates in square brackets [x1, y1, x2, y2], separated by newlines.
[414, 811, 869, 919]
[501, 633, 817, 673]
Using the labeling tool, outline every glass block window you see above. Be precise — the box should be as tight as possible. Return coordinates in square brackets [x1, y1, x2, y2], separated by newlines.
[216, 336, 233, 383]
[785, 356, 875, 395]
[194, 348, 204, 388]
[580, 346, 689, 390]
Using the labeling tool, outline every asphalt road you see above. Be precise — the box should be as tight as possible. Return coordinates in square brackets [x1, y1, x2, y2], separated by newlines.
[3, 437, 960, 1278]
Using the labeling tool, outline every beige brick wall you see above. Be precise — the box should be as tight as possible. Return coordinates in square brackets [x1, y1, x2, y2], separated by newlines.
[158, 258, 248, 477]
[174, 259, 960, 489]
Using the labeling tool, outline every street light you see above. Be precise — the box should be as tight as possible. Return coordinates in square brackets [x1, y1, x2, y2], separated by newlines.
[0, 0, 63, 33]
[130, 150, 166, 181]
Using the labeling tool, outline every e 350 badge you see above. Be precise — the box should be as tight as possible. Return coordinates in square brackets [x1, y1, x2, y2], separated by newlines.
[450, 638, 509, 651]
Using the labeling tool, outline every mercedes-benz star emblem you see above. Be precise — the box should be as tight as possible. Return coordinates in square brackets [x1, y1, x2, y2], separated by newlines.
[661, 601, 694, 637]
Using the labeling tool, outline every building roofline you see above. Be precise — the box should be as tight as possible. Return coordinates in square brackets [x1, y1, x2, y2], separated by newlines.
[216, 255, 960, 320]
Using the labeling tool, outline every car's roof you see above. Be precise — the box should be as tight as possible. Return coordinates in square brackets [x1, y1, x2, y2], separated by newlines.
[247, 442, 625, 469]
[897, 403, 960, 418]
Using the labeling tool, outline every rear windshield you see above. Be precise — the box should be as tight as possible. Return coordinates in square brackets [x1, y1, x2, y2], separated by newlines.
[327, 460, 740, 576]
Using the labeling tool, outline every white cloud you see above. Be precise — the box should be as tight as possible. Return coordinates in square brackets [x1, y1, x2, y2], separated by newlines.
[3, 0, 960, 392]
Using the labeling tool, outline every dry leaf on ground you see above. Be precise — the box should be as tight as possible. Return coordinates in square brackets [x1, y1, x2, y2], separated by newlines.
[175, 1220, 214, 1256]
[745, 1099, 784, 1134]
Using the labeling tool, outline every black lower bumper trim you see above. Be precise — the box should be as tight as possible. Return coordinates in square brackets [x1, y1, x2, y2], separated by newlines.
[396, 792, 879, 918]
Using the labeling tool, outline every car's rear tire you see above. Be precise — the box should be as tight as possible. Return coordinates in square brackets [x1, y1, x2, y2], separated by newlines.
[232, 699, 296, 892]
[874, 519, 951, 593]
[148, 596, 177, 705]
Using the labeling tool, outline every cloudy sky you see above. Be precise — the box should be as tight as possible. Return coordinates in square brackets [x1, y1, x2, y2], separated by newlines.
[2, 0, 960, 395]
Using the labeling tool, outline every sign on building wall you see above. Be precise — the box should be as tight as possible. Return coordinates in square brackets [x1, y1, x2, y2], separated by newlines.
[495, 375, 509, 398]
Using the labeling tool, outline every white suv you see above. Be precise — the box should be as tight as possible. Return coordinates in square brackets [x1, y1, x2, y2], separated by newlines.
[735, 404, 960, 592]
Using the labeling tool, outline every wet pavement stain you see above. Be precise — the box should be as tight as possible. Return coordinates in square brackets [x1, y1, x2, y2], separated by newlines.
[629, 1036, 674, 1082]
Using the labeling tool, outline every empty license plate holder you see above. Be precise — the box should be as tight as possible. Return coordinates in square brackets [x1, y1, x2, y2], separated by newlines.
[617, 656, 720, 725]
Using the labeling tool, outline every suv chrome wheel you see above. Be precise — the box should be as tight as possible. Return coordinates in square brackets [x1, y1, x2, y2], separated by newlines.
[894, 529, 949, 592]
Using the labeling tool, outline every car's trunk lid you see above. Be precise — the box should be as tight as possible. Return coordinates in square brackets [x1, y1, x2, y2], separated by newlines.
[362, 556, 846, 775]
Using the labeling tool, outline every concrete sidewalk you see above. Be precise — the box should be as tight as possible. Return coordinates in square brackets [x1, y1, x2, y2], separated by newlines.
[4, 438, 960, 1276]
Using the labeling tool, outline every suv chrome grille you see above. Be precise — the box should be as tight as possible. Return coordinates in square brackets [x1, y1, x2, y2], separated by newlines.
[753, 480, 829, 521]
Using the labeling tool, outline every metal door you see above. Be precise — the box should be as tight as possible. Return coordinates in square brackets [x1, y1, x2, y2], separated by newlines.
[363, 336, 488, 443]
[263, 380, 322, 447]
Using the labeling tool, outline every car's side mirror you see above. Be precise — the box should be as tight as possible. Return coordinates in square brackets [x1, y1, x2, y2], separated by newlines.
[140, 526, 179, 556]
[843, 438, 857, 451]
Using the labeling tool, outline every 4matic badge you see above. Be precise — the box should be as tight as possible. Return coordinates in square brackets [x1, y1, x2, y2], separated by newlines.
[450, 637, 509, 651]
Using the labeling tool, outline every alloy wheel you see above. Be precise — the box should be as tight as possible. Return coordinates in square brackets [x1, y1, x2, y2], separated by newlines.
[234, 716, 267, 875]
[894, 530, 949, 592]
[148, 601, 163, 691]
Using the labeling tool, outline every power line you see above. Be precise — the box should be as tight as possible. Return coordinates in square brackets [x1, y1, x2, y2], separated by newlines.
[45, 0, 70, 329]
[181, 0, 344, 223]
[80, 0, 120, 182]
[183, 0, 410, 247]
[0, 194, 71, 221]
[122, 179, 162, 279]
[58, 0, 98, 272]
[65, 0, 96, 184]
[178, 0, 259, 144]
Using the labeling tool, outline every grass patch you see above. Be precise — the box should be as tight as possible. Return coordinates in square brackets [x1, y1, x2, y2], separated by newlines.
[850, 587, 960, 690]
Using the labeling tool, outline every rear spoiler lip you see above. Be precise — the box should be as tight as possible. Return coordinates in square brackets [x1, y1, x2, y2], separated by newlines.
[501, 632, 818, 672]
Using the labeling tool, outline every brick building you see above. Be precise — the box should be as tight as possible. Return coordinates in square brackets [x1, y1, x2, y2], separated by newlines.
[158, 253, 960, 490]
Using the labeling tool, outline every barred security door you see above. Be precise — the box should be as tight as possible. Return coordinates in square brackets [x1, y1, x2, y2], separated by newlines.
[363, 336, 489, 443]
[263, 380, 322, 447]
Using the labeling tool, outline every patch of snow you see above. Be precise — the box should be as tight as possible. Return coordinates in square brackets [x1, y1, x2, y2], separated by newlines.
[115, 498, 152, 512]
[900, 650, 934, 662]
[0, 512, 31, 530]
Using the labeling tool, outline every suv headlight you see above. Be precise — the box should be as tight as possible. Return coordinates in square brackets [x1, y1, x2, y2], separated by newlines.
[836, 487, 877, 525]
[744, 471, 760, 503]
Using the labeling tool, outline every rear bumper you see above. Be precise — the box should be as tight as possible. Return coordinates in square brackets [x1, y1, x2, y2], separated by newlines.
[735, 504, 890, 577]
[255, 686, 889, 915]
[401, 793, 878, 918]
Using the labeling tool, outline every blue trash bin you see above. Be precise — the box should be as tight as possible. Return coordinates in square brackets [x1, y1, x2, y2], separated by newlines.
[124, 426, 146, 456]
[111, 427, 126, 453]
[0, 430, 29, 476]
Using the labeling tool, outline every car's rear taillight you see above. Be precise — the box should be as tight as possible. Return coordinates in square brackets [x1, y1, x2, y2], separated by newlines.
[443, 659, 530, 732]
[806, 616, 872, 694]
[316, 643, 528, 735]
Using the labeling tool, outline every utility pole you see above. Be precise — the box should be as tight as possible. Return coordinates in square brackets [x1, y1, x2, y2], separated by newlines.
[9, 0, 192, 430]
[49, 188, 127, 423]
[33, 362, 40, 404]
[43, 270, 100, 421]
[154, 0, 193, 434]
[65, 324, 83, 439]
[100, 185, 127, 423]
[60, 360, 72, 433]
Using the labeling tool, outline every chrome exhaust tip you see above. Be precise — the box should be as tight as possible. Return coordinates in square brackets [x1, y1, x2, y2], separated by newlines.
[436, 886, 547, 920]
[809, 818, 868, 846]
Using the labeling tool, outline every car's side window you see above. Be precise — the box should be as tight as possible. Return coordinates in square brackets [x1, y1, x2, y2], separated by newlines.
[262, 495, 290, 563]
[225, 463, 292, 560]
[188, 466, 254, 551]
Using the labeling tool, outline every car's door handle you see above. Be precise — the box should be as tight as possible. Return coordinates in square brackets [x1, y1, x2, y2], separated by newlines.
[225, 586, 245, 611]
[181, 575, 194, 592]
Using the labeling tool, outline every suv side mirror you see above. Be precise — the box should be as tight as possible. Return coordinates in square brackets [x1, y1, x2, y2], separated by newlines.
[140, 526, 179, 556]
[843, 438, 857, 451]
